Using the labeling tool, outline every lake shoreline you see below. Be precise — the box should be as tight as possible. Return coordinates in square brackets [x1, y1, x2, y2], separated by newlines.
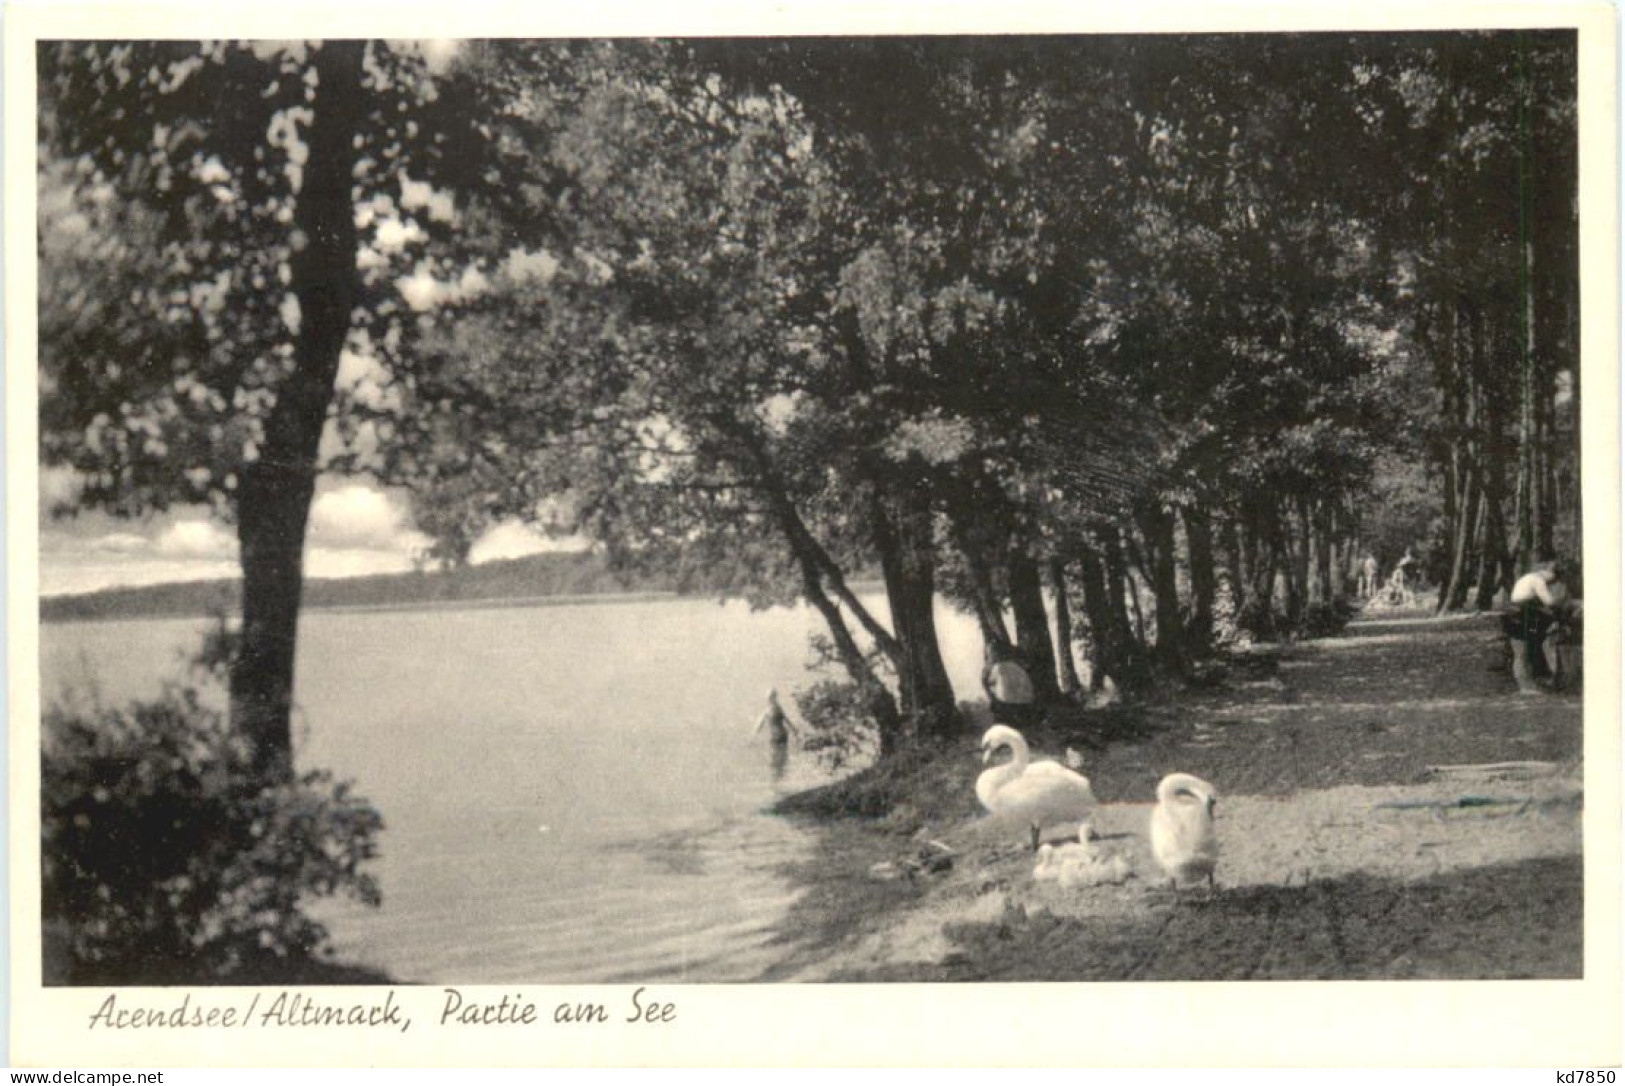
[39, 582, 887, 625]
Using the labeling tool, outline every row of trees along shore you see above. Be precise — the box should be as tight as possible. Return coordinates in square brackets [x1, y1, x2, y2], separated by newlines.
[40, 33, 1579, 771]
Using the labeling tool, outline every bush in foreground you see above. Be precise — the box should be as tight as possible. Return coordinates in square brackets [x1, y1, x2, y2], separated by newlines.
[794, 678, 882, 772]
[41, 679, 383, 985]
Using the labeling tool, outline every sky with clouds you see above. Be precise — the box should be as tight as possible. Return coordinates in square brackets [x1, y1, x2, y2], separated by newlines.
[39, 472, 571, 597]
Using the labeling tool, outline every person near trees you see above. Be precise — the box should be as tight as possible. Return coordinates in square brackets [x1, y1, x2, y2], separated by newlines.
[982, 644, 1038, 727]
[1504, 557, 1575, 692]
[1360, 554, 1380, 597]
[1395, 547, 1418, 589]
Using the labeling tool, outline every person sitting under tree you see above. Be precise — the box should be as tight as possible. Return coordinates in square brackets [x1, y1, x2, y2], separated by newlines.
[1504, 557, 1576, 694]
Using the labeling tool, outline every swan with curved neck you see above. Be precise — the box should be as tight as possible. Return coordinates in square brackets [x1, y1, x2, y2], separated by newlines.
[977, 725, 1097, 851]
[1149, 772, 1219, 892]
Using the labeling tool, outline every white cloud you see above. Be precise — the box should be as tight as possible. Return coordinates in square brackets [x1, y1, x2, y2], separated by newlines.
[40, 482, 439, 596]
[469, 520, 586, 565]
[155, 519, 238, 560]
[308, 484, 413, 550]
[93, 532, 154, 555]
[469, 521, 549, 564]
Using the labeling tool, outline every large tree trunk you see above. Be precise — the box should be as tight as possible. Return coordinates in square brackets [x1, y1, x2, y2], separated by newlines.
[725, 416, 912, 750]
[1312, 502, 1335, 605]
[1078, 541, 1150, 694]
[1513, 349, 1536, 571]
[1103, 529, 1155, 673]
[1514, 64, 1539, 573]
[230, 42, 364, 782]
[1441, 302, 1487, 612]
[1539, 380, 1558, 560]
[1007, 545, 1061, 703]
[1253, 520, 1281, 618]
[870, 486, 957, 740]
[1287, 498, 1311, 626]
[947, 516, 1012, 655]
[796, 559, 904, 754]
[1182, 505, 1217, 654]
[1076, 548, 1114, 692]
[1223, 514, 1248, 613]
[1474, 380, 1511, 609]
[1241, 500, 1282, 638]
[1137, 505, 1188, 671]
[1049, 558, 1082, 696]
[1441, 460, 1481, 612]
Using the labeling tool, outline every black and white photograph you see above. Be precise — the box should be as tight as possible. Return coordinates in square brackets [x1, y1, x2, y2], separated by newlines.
[7, 2, 1621, 1068]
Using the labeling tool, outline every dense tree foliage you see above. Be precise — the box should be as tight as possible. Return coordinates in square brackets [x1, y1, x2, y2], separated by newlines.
[39, 41, 530, 776]
[40, 32, 1580, 764]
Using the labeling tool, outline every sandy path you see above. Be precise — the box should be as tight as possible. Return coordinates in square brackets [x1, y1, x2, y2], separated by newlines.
[767, 613, 1584, 981]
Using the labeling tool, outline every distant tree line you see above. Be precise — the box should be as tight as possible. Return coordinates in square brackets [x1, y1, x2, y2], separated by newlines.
[39, 32, 1579, 766]
[38, 549, 786, 623]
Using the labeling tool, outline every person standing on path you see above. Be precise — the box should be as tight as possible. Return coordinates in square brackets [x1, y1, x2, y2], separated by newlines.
[1359, 554, 1380, 598]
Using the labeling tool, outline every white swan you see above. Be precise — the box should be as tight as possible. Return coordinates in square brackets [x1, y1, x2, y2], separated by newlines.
[977, 725, 1098, 850]
[1149, 772, 1219, 891]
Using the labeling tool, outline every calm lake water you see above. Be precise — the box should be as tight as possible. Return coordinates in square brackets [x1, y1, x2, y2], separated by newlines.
[40, 594, 987, 983]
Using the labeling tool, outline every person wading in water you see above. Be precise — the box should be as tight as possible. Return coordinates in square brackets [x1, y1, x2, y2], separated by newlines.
[753, 688, 797, 782]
